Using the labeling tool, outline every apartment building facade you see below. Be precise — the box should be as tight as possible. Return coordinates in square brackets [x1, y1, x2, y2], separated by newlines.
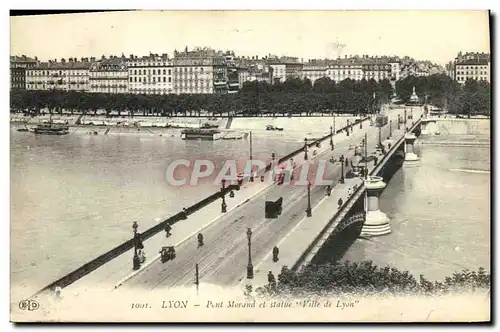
[26, 58, 91, 92]
[10, 55, 38, 90]
[89, 55, 129, 94]
[453, 52, 490, 85]
[127, 54, 174, 94]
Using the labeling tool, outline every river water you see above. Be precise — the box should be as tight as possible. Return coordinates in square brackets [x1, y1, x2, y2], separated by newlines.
[342, 123, 491, 281]
[10, 118, 490, 298]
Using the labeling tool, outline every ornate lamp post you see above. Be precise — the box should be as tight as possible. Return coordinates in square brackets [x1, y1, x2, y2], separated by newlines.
[221, 179, 227, 213]
[246, 228, 254, 279]
[378, 126, 382, 145]
[389, 119, 392, 137]
[339, 155, 345, 184]
[132, 221, 140, 270]
[329, 126, 334, 151]
[306, 181, 312, 217]
[304, 138, 308, 161]
[397, 114, 401, 130]
[249, 131, 254, 182]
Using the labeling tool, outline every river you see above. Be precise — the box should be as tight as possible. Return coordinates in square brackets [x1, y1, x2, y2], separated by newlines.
[342, 124, 491, 281]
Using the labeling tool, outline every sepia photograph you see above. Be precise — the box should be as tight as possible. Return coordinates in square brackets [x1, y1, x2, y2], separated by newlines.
[8, 9, 491, 323]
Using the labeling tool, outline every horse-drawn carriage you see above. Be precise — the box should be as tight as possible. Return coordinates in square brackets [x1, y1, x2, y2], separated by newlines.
[159, 246, 176, 263]
[265, 197, 283, 219]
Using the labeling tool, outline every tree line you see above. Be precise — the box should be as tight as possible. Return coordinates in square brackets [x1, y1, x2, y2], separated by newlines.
[251, 260, 490, 297]
[396, 74, 490, 116]
[10, 74, 490, 117]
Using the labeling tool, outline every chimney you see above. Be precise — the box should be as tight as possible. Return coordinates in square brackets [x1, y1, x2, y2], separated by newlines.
[61, 58, 66, 64]
[35, 56, 38, 61]
[344, 55, 347, 59]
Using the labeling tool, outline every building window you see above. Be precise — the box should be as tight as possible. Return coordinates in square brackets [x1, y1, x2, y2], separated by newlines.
[163, 77, 166, 83]
[168, 69, 171, 75]
[153, 69, 156, 75]
[163, 69, 166, 75]
[168, 77, 172, 83]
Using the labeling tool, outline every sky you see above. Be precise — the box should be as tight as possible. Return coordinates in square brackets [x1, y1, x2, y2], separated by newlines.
[10, 10, 491, 66]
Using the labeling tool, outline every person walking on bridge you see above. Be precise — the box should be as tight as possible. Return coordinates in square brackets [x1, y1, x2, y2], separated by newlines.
[326, 185, 332, 196]
[272, 246, 279, 262]
[197, 233, 204, 248]
[164, 222, 172, 238]
[268, 271, 276, 288]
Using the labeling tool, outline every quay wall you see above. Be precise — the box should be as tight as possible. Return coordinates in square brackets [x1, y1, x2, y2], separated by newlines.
[34, 116, 370, 296]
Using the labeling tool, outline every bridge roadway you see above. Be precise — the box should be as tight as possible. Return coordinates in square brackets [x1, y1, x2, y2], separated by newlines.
[118, 107, 415, 291]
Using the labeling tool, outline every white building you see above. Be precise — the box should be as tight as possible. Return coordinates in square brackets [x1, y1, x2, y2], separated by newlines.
[268, 64, 286, 83]
[301, 65, 327, 84]
[388, 61, 401, 81]
[454, 53, 490, 85]
[89, 56, 128, 94]
[26, 58, 91, 92]
[127, 54, 174, 95]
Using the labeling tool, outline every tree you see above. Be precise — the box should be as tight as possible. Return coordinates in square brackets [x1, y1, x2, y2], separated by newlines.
[254, 261, 490, 297]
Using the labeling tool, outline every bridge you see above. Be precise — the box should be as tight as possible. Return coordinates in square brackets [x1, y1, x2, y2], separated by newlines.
[32, 105, 427, 300]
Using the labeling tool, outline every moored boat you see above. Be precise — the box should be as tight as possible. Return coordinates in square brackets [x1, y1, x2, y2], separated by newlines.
[181, 128, 222, 140]
[33, 123, 69, 135]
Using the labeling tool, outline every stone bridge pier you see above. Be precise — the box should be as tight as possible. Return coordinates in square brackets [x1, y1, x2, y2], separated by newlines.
[360, 176, 391, 237]
[404, 132, 419, 162]
[420, 118, 438, 135]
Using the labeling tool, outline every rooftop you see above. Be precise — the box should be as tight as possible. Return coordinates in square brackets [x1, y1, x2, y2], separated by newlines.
[33, 60, 92, 70]
[11, 55, 37, 63]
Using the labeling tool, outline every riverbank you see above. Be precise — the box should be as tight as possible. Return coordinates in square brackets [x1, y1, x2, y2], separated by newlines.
[10, 114, 364, 139]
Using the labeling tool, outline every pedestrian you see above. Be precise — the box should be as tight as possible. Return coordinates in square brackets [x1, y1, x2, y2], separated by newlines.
[326, 185, 332, 196]
[268, 271, 276, 286]
[164, 222, 172, 237]
[272, 246, 279, 262]
[338, 197, 343, 207]
[54, 286, 62, 299]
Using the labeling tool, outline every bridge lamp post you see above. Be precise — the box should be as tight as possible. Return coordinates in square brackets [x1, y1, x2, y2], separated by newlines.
[304, 138, 308, 161]
[397, 114, 401, 130]
[306, 181, 312, 217]
[329, 126, 334, 151]
[389, 120, 392, 138]
[378, 126, 382, 145]
[132, 221, 140, 270]
[249, 131, 254, 182]
[221, 179, 227, 213]
[339, 155, 345, 184]
[246, 228, 254, 279]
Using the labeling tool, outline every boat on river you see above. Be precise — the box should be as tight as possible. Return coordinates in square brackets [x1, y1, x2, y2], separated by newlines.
[33, 124, 70, 135]
[33, 114, 70, 135]
[181, 129, 222, 140]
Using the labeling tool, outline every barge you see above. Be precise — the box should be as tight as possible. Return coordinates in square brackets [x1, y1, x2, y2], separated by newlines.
[181, 129, 222, 141]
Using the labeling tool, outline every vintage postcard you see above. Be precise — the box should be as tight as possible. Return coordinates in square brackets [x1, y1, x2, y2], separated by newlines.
[9, 10, 491, 323]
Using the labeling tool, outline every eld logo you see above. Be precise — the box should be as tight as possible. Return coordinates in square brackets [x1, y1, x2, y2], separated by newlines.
[18, 299, 39, 311]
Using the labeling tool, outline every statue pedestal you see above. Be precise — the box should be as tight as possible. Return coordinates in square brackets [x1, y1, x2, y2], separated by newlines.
[360, 176, 391, 237]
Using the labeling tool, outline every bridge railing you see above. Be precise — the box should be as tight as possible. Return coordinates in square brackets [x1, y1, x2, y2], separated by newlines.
[292, 182, 366, 271]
